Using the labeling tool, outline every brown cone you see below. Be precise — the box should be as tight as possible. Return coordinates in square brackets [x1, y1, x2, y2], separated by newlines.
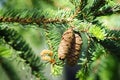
[58, 28, 82, 66]
[66, 33, 82, 66]
[58, 28, 74, 60]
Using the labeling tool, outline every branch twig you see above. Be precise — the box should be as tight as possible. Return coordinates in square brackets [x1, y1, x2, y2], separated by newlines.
[0, 16, 73, 25]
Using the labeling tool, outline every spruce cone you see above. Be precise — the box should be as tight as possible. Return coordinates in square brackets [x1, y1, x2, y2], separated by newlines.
[58, 28, 82, 66]
[66, 33, 82, 66]
[58, 28, 74, 60]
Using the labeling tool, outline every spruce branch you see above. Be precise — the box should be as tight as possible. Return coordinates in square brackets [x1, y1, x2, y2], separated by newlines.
[95, 30, 120, 58]
[80, 0, 88, 11]
[0, 42, 36, 80]
[1, 58, 21, 80]
[0, 16, 72, 25]
[0, 9, 73, 25]
[0, 26, 46, 78]
[88, 23, 120, 57]
[0, 44, 43, 80]
[69, 0, 88, 20]
[69, 0, 88, 19]
[45, 23, 66, 65]
[89, 0, 106, 14]
[100, 39, 120, 57]
[43, 24, 67, 76]
[105, 29, 120, 41]
[70, 0, 87, 10]
[0, 41, 13, 58]
[94, 5, 120, 17]
[87, 54, 119, 80]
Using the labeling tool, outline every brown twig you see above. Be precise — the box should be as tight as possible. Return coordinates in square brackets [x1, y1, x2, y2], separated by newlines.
[0, 16, 73, 25]
[70, 7, 81, 19]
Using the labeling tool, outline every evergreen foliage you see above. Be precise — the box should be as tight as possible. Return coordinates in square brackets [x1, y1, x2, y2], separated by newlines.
[0, 0, 120, 80]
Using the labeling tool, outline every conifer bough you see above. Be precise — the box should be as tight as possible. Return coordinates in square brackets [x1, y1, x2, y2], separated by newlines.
[0, 26, 45, 78]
